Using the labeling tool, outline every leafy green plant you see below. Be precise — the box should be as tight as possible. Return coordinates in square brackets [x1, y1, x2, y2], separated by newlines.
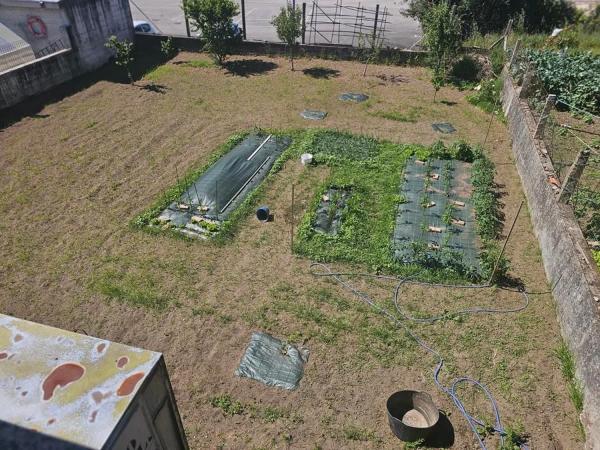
[442, 203, 454, 225]
[210, 394, 245, 416]
[471, 152, 502, 240]
[271, 3, 302, 71]
[184, 0, 240, 65]
[160, 36, 177, 58]
[527, 49, 600, 114]
[105, 35, 134, 84]
[467, 78, 503, 114]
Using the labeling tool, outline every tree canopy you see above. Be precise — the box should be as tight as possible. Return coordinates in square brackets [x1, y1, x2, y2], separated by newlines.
[271, 3, 303, 70]
[406, 0, 576, 35]
[184, 0, 240, 65]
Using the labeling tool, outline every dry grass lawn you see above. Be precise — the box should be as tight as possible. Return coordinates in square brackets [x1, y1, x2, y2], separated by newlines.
[0, 52, 581, 449]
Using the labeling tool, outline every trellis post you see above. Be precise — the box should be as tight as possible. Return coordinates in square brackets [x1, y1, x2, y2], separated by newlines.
[559, 149, 591, 203]
[534, 94, 557, 139]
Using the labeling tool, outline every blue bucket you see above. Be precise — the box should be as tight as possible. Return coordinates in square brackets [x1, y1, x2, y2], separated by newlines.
[256, 206, 270, 222]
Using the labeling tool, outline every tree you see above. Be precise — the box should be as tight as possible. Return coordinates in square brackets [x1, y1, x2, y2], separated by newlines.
[271, 3, 303, 71]
[421, 1, 463, 101]
[183, 0, 240, 65]
[405, 0, 576, 36]
[105, 36, 134, 84]
[357, 32, 383, 77]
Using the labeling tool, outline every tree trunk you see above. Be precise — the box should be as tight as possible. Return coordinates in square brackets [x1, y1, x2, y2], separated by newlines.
[290, 44, 294, 71]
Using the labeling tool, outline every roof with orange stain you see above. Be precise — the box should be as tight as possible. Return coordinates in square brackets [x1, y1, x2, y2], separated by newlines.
[0, 313, 162, 448]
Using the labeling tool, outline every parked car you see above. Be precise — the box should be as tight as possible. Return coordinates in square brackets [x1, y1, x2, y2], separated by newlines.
[133, 20, 159, 34]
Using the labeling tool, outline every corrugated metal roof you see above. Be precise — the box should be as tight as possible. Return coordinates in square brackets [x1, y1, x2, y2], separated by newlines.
[0, 21, 27, 47]
[0, 314, 162, 449]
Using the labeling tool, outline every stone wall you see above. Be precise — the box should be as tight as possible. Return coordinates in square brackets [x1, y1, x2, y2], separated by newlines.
[501, 72, 600, 449]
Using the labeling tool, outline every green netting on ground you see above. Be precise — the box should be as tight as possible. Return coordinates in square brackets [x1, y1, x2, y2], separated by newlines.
[432, 122, 456, 134]
[339, 92, 369, 102]
[313, 187, 351, 235]
[157, 133, 291, 236]
[235, 332, 309, 390]
[300, 110, 327, 120]
[393, 158, 480, 272]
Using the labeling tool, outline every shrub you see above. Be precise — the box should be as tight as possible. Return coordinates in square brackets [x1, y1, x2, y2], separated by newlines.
[451, 55, 482, 83]
[467, 78, 502, 114]
[105, 36, 134, 84]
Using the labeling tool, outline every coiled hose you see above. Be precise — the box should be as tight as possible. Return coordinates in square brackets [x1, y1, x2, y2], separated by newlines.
[310, 262, 531, 449]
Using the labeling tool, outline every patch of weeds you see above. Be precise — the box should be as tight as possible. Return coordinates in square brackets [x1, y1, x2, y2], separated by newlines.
[308, 287, 351, 311]
[404, 439, 426, 449]
[210, 394, 244, 416]
[90, 269, 169, 311]
[144, 65, 175, 82]
[261, 406, 286, 423]
[183, 59, 215, 69]
[370, 107, 423, 123]
[242, 304, 279, 331]
[192, 305, 216, 317]
[342, 425, 380, 442]
[499, 424, 529, 450]
[467, 78, 503, 115]
[554, 342, 585, 436]
[85, 121, 97, 129]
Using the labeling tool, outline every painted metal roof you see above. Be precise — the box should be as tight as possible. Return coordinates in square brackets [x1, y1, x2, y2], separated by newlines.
[0, 314, 162, 449]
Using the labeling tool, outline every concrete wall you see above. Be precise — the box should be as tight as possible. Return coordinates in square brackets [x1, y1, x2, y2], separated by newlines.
[0, 0, 133, 110]
[501, 73, 600, 449]
[0, 48, 75, 107]
[64, 0, 133, 71]
[134, 33, 429, 66]
[0, 0, 70, 55]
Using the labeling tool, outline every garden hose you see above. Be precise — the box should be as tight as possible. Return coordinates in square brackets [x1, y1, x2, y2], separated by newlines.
[310, 262, 532, 450]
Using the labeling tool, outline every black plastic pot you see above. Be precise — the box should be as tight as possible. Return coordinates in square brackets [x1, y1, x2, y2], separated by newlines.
[256, 206, 270, 222]
[386, 390, 440, 442]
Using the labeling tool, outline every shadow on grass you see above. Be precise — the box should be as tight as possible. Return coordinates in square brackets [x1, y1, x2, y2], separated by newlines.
[139, 82, 169, 94]
[375, 73, 408, 84]
[422, 412, 455, 448]
[440, 100, 458, 106]
[224, 59, 278, 77]
[302, 66, 340, 79]
[0, 47, 172, 131]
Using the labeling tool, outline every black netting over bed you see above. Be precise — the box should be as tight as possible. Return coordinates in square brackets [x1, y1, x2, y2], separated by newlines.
[393, 158, 480, 272]
[313, 187, 351, 235]
[157, 133, 291, 236]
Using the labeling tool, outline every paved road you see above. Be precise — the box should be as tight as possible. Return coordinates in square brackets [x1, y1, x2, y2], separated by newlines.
[130, 0, 421, 48]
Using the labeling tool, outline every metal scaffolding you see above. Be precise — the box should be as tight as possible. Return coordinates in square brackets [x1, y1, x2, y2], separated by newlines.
[306, 0, 390, 46]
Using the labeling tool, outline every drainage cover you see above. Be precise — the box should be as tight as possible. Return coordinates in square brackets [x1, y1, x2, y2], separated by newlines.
[301, 109, 327, 120]
[432, 122, 456, 134]
[235, 332, 309, 390]
[339, 92, 369, 102]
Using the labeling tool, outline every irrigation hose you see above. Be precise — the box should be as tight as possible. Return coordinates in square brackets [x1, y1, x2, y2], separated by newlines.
[310, 262, 533, 450]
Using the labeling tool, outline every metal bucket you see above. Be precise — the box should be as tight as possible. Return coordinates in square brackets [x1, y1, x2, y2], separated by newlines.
[256, 206, 270, 222]
[386, 390, 440, 442]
